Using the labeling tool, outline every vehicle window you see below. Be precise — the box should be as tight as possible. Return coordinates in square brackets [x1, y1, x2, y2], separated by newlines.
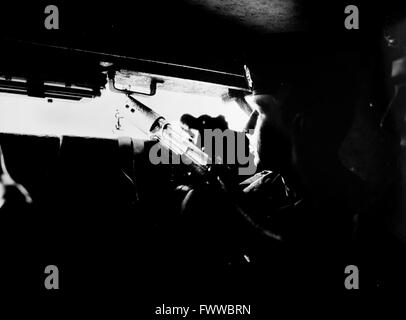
[0, 88, 248, 139]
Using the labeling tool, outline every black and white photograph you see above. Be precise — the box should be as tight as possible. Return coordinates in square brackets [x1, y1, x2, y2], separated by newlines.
[0, 0, 405, 316]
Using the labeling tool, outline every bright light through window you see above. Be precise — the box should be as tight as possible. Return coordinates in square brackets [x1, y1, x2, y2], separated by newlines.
[0, 88, 248, 139]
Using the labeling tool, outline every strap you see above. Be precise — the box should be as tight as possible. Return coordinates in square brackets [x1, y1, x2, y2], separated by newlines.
[118, 137, 146, 203]
[118, 136, 138, 203]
